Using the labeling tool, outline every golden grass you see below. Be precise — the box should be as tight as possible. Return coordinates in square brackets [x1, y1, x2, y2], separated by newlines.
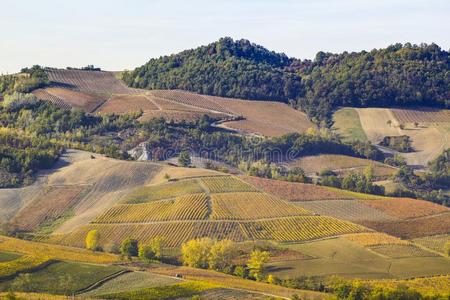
[0, 235, 119, 264]
[343, 232, 409, 246]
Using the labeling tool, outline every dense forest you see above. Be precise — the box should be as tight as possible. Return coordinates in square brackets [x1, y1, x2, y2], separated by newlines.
[122, 37, 303, 101]
[123, 38, 450, 122]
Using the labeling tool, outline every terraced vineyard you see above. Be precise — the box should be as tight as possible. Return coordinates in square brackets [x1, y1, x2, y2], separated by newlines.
[97, 94, 159, 114]
[210, 192, 309, 220]
[93, 193, 209, 223]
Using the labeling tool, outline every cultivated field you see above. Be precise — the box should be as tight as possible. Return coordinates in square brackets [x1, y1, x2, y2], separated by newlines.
[201, 176, 257, 193]
[210, 192, 309, 220]
[286, 154, 396, 178]
[47, 69, 137, 94]
[343, 232, 409, 246]
[412, 234, 450, 254]
[240, 176, 374, 201]
[369, 244, 438, 258]
[93, 193, 209, 223]
[295, 200, 398, 223]
[361, 198, 450, 219]
[332, 107, 367, 142]
[391, 107, 450, 123]
[122, 179, 205, 203]
[361, 213, 450, 239]
[355, 107, 450, 167]
[216, 98, 315, 137]
[96, 94, 159, 114]
[32, 87, 106, 112]
[0, 235, 119, 264]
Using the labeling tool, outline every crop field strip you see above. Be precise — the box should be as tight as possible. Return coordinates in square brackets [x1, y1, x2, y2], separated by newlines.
[368, 244, 440, 258]
[0, 255, 52, 279]
[200, 176, 258, 193]
[240, 175, 381, 201]
[32, 89, 72, 110]
[412, 234, 450, 254]
[360, 198, 450, 219]
[122, 178, 205, 203]
[343, 232, 409, 246]
[210, 192, 310, 220]
[92, 193, 209, 223]
[11, 185, 85, 231]
[0, 235, 119, 264]
[295, 200, 399, 223]
[97, 94, 160, 115]
[47, 69, 139, 94]
[148, 90, 234, 115]
[139, 110, 228, 123]
[52, 221, 247, 248]
[240, 216, 367, 242]
[391, 108, 450, 123]
[361, 212, 450, 239]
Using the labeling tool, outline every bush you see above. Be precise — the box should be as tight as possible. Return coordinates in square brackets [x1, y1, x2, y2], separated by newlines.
[138, 244, 156, 262]
[121, 238, 139, 260]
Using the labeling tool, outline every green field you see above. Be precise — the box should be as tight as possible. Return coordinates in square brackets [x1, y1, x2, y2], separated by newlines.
[0, 251, 21, 262]
[0, 261, 122, 294]
[82, 271, 181, 297]
[266, 237, 450, 280]
[332, 108, 367, 142]
[99, 281, 219, 300]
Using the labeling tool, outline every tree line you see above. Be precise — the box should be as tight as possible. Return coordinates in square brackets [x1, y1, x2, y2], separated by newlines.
[122, 38, 450, 123]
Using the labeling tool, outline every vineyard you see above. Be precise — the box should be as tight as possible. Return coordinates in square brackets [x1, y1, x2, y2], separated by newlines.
[97, 94, 159, 114]
[11, 186, 84, 231]
[361, 213, 450, 239]
[0, 255, 51, 279]
[240, 216, 367, 242]
[369, 244, 439, 258]
[51, 221, 246, 248]
[0, 235, 119, 264]
[391, 108, 450, 123]
[240, 176, 360, 201]
[296, 200, 398, 223]
[122, 179, 205, 204]
[361, 198, 450, 219]
[47, 69, 137, 94]
[201, 176, 257, 193]
[343, 232, 409, 246]
[139, 110, 227, 123]
[412, 234, 450, 254]
[93, 193, 209, 223]
[210, 192, 309, 220]
[32, 89, 73, 110]
[148, 90, 234, 115]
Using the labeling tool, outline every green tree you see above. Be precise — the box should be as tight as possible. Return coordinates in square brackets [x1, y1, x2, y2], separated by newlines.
[233, 265, 247, 278]
[178, 151, 191, 167]
[149, 236, 166, 260]
[138, 244, 156, 262]
[85, 230, 100, 251]
[247, 249, 270, 281]
[445, 242, 450, 257]
[181, 237, 213, 268]
[208, 239, 236, 271]
[121, 238, 139, 260]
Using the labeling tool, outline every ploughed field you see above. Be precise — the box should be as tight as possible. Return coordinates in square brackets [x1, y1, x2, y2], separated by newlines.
[333, 107, 450, 167]
[32, 69, 315, 137]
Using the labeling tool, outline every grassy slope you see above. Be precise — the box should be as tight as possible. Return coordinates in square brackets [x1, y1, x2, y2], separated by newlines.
[0, 261, 122, 294]
[332, 108, 367, 142]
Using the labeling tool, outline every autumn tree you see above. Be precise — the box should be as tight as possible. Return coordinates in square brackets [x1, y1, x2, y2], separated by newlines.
[178, 151, 191, 167]
[181, 237, 213, 268]
[149, 236, 166, 260]
[85, 230, 100, 251]
[208, 239, 236, 271]
[247, 249, 270, 281]
[138, 244, 156, 262]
